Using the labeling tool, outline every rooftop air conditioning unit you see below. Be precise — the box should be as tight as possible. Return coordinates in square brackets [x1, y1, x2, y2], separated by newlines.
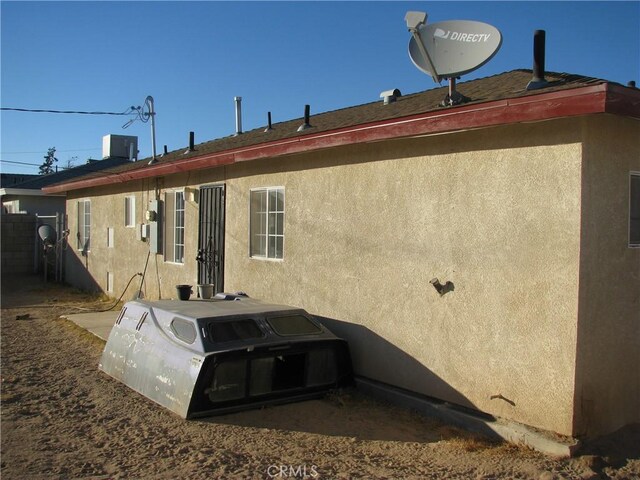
[102, 134, 138, 160]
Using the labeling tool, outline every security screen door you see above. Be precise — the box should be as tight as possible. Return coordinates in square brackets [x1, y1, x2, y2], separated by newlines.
[197, 185, 225, 294]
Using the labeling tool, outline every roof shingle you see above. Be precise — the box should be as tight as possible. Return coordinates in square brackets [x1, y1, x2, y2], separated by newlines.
[45, 69, 628, 191]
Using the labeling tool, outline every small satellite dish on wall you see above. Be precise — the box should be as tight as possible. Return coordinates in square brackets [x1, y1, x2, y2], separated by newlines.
[405, 12, 502, 105]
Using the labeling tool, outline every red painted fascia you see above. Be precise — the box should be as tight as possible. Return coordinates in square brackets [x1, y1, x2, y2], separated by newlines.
[604, 83, 640, 118]
[45, 83, 634, 194]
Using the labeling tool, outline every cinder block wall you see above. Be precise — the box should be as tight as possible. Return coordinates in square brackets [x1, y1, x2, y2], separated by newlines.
[1, 214, 36, 274]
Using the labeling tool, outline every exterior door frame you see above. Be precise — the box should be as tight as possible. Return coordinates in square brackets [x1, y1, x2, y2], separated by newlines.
[196, 184, 225, 293]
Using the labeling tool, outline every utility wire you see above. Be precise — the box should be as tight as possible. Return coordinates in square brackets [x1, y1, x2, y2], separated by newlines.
[0, 159, 42, 167]
[1, 107, 134, 116]
[2, 148, 100, 155]
[0, 159, 137, 179]
[1, 159, 103, 168]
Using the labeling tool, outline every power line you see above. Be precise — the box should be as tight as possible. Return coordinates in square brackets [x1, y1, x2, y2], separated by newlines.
[1, 107, 134, 115]
[1, 148, 100, 155]
[0, 159, 41, 167]
[0, 159, 133, 179]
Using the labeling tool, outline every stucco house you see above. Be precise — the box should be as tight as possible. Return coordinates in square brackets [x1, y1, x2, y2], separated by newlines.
[44, 69, 640, 442]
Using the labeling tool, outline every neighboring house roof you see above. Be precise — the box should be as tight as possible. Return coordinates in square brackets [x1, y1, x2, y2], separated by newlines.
[0, 173, 39, 188]
[10, 157, 132, 192]
[43, 69, 640, 195]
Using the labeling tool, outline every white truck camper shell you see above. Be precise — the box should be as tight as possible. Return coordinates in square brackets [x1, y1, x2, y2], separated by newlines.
[99, 294, 352, 418]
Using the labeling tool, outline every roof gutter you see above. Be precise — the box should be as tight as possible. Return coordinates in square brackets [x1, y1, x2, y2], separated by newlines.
[1, 188, 66, 197]
[43, 83, 639, 195]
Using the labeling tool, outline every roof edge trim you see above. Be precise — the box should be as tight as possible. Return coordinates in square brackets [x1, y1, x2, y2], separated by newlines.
[1, 188, 66, 197]
[45, 83, 631, 195]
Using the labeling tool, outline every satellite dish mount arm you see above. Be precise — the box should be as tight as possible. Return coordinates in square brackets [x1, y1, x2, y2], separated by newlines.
[405, 11, 441, 84]
[145, 96, 157, 162]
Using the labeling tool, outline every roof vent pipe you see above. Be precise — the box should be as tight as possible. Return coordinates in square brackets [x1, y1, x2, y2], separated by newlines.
[527, 30, 549, 90]
[264, 112, 273, 132]
[380, 89, 402, 105]
[234, 96, 243, 135]
[297, 104, 312, 132]
[184, 131, 195, 154]
[162, 145, 168, 156]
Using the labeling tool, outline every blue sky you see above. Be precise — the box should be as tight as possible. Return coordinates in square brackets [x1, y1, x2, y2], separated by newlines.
[1, 1, 639, 174]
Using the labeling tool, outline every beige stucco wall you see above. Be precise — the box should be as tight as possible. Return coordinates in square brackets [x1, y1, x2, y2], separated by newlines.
[573, 115, 640, 437]
[65, 174, 209, 299]
[222, 120, 584, 435]
[65, 115, 639, 437]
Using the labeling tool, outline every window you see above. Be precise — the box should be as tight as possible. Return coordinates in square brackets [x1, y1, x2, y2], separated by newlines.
[107, 272, 114, 293]
[164, 191, 185, 263]
[250, 187, 284, 259]
[268, 315, 322, 336]
[208, 319, 265, 343]
[206, 360, 247, 402]
[77, 200, 91, 250]
[631, 173, 640, 247]
[124, 196, 135, 227]
[170, 318, 197, 344]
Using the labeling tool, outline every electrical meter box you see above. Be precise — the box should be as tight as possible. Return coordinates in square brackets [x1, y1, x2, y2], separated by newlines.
[148, 199, 162, 253]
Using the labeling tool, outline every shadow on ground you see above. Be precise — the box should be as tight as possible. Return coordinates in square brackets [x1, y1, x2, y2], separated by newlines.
[203, 390, 482, 445]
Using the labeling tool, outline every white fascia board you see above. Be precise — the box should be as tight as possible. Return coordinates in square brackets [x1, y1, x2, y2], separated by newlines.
[0, 188, 66, 197]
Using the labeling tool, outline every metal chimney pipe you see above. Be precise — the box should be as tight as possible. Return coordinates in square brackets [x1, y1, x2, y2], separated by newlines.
[532, 30, 546, 82]
[527, 30, 549, 90]
[234, 96, 243, 135]
[297, 104, 312, 132]
[264, 111, 273, 132]
[184, 132, 195, 154]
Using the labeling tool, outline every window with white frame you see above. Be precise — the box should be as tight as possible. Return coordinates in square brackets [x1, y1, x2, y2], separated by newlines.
[77, 200, 91, 251]
[250, 187, 284, 259]
[164, 190, 185, 263]
[124, 196, 135, 227]
[630, 173, 640, 247]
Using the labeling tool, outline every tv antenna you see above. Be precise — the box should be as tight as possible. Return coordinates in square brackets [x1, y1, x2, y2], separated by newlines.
[405, 12, 502, 106]
[123, 95, 157, 163]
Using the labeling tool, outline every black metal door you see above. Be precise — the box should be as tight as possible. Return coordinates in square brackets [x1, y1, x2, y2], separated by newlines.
[196, 185, 225, 293]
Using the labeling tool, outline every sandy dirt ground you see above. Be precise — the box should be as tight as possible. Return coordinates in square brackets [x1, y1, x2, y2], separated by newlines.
[1, 275, 639, 480]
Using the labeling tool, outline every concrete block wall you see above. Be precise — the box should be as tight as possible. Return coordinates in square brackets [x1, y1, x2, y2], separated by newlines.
[1, 214, 36, 275]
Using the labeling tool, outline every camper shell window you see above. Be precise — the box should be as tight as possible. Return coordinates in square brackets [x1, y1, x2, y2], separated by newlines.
[170, 318, 197, 344]
[208, 319, 265, 343]
[268, 315, 322, 336]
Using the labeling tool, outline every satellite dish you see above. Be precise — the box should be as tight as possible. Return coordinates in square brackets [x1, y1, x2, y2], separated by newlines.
[408, 20, 502, 80]
[38, 225, 57, 246]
